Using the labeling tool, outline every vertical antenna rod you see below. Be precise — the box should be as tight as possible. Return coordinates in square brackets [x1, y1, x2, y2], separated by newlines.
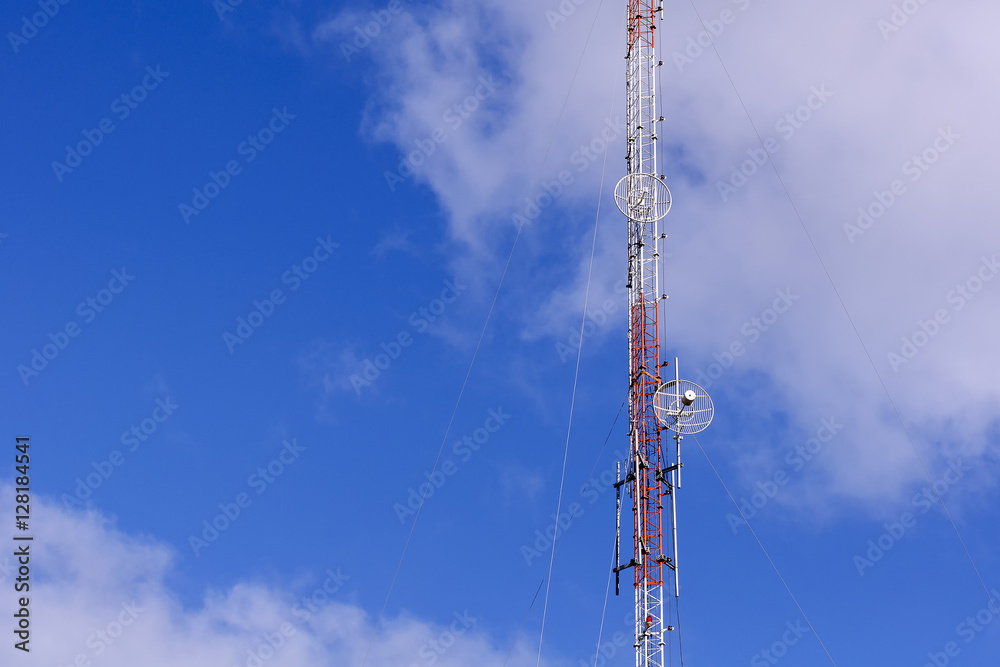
[615, 461, 622, 597]
[672, 357, 680, 599]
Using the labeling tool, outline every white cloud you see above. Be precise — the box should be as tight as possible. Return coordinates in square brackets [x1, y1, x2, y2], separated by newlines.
[2, 486, 557, 667]
[314, 0, 1000, 509]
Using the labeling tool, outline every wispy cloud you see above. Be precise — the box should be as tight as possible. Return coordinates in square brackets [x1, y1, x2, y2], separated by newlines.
[309, 0, 1000, 509]
[6, 486, 555, 667]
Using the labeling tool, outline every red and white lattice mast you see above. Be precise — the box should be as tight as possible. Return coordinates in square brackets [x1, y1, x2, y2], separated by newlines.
[612, 3, 715, 666]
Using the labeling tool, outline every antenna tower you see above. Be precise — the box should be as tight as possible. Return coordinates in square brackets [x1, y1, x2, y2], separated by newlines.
[612, 2, 714, 666]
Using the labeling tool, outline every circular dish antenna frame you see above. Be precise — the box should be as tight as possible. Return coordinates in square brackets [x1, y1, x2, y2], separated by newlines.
[654, 379, 714, 434]
[614, 173, 672, 223]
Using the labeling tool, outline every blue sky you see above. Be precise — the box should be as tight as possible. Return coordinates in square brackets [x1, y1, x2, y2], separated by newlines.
[2, 0, 1000, 665]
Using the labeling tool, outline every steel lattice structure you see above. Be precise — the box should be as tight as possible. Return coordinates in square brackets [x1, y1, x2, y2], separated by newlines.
[614, 3, 674, 667]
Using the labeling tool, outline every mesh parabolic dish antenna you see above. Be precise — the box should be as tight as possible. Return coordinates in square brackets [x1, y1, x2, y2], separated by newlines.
[614, 173, 672, 223]
[654, 379, 714, 434]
